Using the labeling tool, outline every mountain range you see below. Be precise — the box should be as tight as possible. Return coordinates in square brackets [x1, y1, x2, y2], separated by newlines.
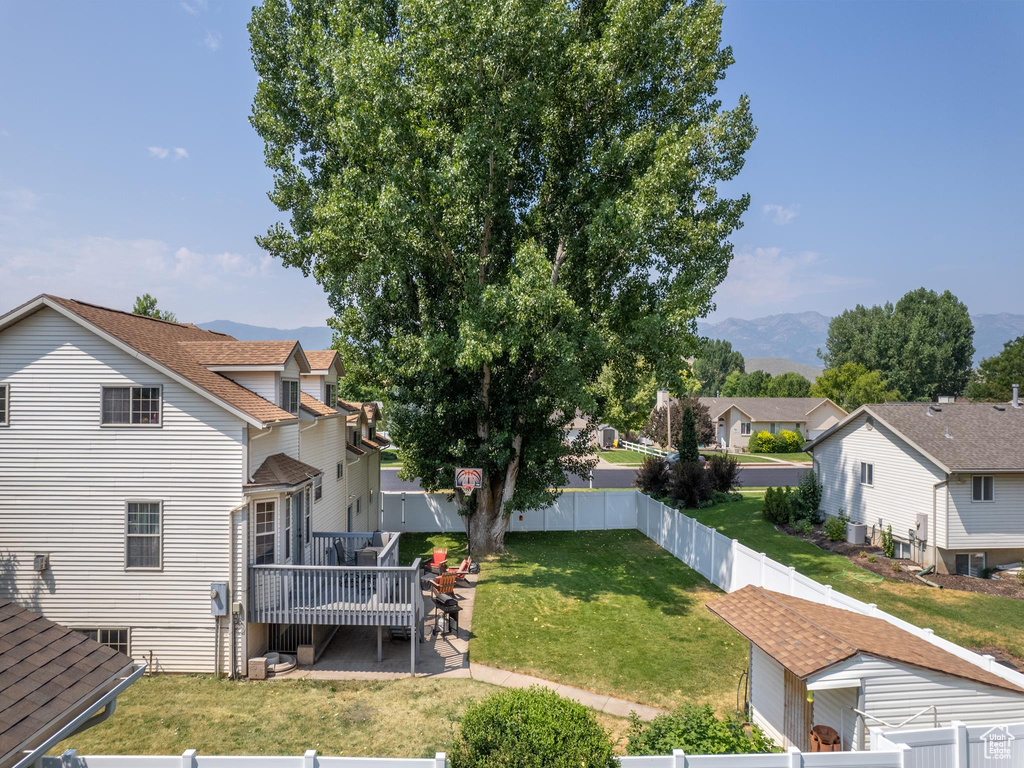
[202, 311, 1024, 370]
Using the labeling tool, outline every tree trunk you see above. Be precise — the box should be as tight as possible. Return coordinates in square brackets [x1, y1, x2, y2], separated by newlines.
[463, 433, 523, 556]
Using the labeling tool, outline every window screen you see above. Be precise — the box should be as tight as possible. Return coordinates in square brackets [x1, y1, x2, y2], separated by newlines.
[103, 387, 161, 425]
[972, 475, 994, 502]
[0, 384, 8, 425]
[254, 500, 276, 564]
[75, 628, 130, 654]
[282, 380, 299, 414]
[126, 502, 161, 568]
[860, 462, 873, 486]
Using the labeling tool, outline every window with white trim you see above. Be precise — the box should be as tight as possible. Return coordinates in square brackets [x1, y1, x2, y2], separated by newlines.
[303, 485, 312, 544]
[336, 462, 344, 480]
[103, 386, 161, 425]
[314, 474, 323, 501]
[0, 384, 8, 425]
[740, 422, 751, 436]
[254, 500, 276, 564]
[74, 628, 130, 654]
[125, 502, 162, 569]
[860, 462, 873, 486]
[284, 495, 293, 561]
[282, 380, 299, 414]
[325, 382, 337, 407]
[972, 475, 994, 502]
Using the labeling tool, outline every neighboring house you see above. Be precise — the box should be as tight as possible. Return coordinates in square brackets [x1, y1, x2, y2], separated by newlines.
[565, 411, 619, 450]
[805, 397, 1024, 574]
[708, 586, 1024, 752]
[0, 601, 144, 768]
[0, 295, 387, 676]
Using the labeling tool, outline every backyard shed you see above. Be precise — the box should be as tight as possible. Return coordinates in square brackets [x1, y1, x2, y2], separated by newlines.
[707, 586, 1024, 752]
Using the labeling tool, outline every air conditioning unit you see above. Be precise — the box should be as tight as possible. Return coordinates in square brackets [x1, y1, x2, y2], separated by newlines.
[846, 522, 867, 545]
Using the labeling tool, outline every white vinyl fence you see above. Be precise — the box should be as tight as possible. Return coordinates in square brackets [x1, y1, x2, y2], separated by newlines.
[382, 490, 1024, 694]
[620, 748, 909, 767]
[619, 440, 671, 457]
[871, 721, 1024, 768]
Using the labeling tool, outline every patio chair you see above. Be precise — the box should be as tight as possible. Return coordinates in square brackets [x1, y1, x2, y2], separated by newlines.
[429, 547, 448, 574]
[429, 571, 456, 597]
[447, 557, 473, 583]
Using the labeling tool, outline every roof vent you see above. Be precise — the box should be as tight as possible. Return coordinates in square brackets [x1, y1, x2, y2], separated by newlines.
[1014, 383, 1020, 409]
[994, 404, 1006, 412]
[944, 427, 953, 440]
[865, 416, 874, 430]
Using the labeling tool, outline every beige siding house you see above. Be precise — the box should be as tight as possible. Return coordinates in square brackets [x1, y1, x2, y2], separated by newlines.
[0, 295, 388, 676]
[695, 396, 847, 451]
[806, 399, 1024, 574]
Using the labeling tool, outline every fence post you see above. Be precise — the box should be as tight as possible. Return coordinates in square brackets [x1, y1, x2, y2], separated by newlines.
[788, 566, 796, 595]
[435, 752, 448, 768]
[952, 720, 967, 768]
[898, 743, 912, 767]
[181, 749, 197, 768]
[983, 654, 995, 672]
[710, 531, 716, 582]
[787, 746, 801, 768]
[867, 602, 877, 616]
[759, 552, 766, 587]
[824, 584, 832, 606]
[304, 749, 317, 768]
[672, 748, 685, 768]
[730, 539, 739, 592]
[60, 749, 77, 768]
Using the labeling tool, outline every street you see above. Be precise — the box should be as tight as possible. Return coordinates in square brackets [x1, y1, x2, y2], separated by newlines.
[381, 464, 809, 492]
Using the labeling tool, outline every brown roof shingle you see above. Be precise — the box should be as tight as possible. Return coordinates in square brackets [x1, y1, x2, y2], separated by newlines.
[0, 602, 136, 767]
[706, 586, 1024, 693]
[305, 350, 341, 372]
[246, 453, 322, 489]
[178, 340, 301, 367]
[300, 392, 339, 418]
[42, 297, 297, 426]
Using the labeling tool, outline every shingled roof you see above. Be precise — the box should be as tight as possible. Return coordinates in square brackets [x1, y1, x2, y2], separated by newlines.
[707, 586, 1024, 694]
[0, 602, 139, 768]
[245, 453, 322, 489]
[178, 340, 306, 369]
[305, 350, 342, 372]
[300, 392, 339, 418]
[699, 397, 842, 422]
[0, 296, 298, 427]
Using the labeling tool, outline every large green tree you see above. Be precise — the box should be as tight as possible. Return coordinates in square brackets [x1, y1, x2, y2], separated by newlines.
[765, 371, 811, 397]
[692, 338, 744, 395]
[810, 362, 901, 411]
[249, 0, 755, 552]
[132, 293, 177, 323]
[966, 334, 1024, 402]
[820, 288, 974, 400]
[721, 369, 771, 397]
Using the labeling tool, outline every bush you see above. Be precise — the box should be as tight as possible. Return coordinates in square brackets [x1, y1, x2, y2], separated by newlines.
[775, 429, 803, 453]
[711, 490, 743, 505]
[452, 687, 616, 768]
[823, 510, 849, 542]
[881, 524, 895, 558]
[761, 486, 793, 526]
[668, 460, 712, 509]
[749, 430, 776, 453]
[793, 518, 814, 537]
[791, 470, 822, 524]
[705, 454, 740, 493]
[635, 456, 670, 498]
[626, 704, 777, 756]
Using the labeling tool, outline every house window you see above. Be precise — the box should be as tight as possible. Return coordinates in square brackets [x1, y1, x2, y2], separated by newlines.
[125, 502, 162, 569]
[0, 383, 8, 425]
[740, 422, 752, 436]
[356, 497, 361, 521]
[972, 475, 994, 502]
[303, 485, 312, 544]
[325, 382, 337, 407]
[285, 495, 294, 561]
[769, 423, 777, 434]
[860, 462, 873, 486]
[353, 429, 362, 447]
[281, 380, 299, 414]
[102, 386, 161, 425]
[314, 475, 323, 501]
[254, 500, 276, 564]
[74, 628, 130, 655]
[955, 553, 986, 577]
[336, 462, 344, 480]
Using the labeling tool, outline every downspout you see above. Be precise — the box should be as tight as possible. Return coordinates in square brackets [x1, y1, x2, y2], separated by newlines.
[229, 502, 248, 680]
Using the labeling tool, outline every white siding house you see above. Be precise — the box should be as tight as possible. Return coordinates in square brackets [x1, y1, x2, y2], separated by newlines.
[0, 295, 389, 675]
[807, 401, 1024, 573]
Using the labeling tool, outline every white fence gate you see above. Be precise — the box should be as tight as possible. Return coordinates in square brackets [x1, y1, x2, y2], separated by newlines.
[872, 721, 1024, 768]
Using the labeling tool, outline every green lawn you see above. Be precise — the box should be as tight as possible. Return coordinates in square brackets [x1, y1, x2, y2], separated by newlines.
[689, 498, 1024, 664]
[599, 449, 649, 464]
[380, 450, 403, 467]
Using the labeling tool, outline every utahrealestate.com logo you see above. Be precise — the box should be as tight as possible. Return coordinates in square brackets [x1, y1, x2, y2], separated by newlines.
[980, 725, 1015, 761]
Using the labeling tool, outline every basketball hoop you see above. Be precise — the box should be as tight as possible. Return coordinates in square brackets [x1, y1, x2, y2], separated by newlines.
[456, 467, 482, 496]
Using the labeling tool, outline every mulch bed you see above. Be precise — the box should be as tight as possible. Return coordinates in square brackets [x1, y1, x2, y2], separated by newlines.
[782, 523, 1024, 601]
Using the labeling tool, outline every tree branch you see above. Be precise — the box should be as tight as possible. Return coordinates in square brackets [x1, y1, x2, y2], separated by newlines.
[550, 237, 567, 286]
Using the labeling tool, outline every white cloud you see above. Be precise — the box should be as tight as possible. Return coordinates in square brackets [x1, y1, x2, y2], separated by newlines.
[203, 30, 222, 52]
[0, 187, 40, 213]
[180, 0, 207, 15]
[713, 246, 870, 314]
[762, 203, 800, 225]
[173, 147, 189, 160]
[147, 146, 170, 159]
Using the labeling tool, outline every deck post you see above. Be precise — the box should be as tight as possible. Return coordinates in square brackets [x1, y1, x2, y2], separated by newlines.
[377, 626, 383, 662]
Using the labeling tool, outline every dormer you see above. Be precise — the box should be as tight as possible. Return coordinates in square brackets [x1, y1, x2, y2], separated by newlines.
[179, 340, 311, 414]
[301, 350, 345, 409]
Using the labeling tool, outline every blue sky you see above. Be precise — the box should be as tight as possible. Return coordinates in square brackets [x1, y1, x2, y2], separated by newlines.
[1, 1, 1021, 327]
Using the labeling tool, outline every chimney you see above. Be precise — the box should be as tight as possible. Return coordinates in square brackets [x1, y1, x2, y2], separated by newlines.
[656, 389, 670, 410]
[1013, 383, 1020, 409]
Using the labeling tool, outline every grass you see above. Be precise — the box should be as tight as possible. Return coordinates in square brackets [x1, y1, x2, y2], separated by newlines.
[688, 497, 1024, 664]
[599, 449, 650, 465]
[380, 450, 403, 467]
[470, 529, 746, 712]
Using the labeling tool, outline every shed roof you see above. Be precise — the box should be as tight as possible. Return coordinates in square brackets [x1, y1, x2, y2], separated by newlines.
[806, 402, 1024, 473]
[246, 453, 322, 489]
[706, 586, 1024, 694]
[0, 601, 137, 768]
[698, 397, 843, 423]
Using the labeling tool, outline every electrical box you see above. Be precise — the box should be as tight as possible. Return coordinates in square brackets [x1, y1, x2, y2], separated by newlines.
[210, 582, 228, 616]
[916, 513, 929, 542]
[33, 554, 49, 572]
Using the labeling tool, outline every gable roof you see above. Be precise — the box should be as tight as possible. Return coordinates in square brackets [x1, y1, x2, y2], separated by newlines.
[245, 453, 322, 489]
[304, 350, 343, 374]
[806, 402, 1024, 473]
[178, 340, 308, 371]
[699, 397, 844, 423]
[0, 601, 141, 768]
[300, 392, 339, 418]
[0, 296, 296, 428]
[707, 586, 1024, 694]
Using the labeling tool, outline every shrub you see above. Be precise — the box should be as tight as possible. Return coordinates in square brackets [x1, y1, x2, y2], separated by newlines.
[791, 470, 822, 524]
[635, 456, 670, 498]
[1017, 571, 1024, 589]
[761, 486, 793, 526]
[668, 460, 712, 509]
[867, 554, 878, 563]
[749, 430, 776, 453]
[823, 510, 849, 542]
[678, 406, 700, 463]
[711, 490, 743, 505]
[881, 524, 895, 558]
[452, 687, 616, 768]
[775, 429, 802, 453]
[626, 704, 777, 756]
[706, 454, 740, 493]
[793, 518, 814, 537]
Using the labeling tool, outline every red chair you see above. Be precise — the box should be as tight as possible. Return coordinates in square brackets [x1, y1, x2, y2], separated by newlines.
[447, 557, 473, 583]
[429, 547, 448, 574]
